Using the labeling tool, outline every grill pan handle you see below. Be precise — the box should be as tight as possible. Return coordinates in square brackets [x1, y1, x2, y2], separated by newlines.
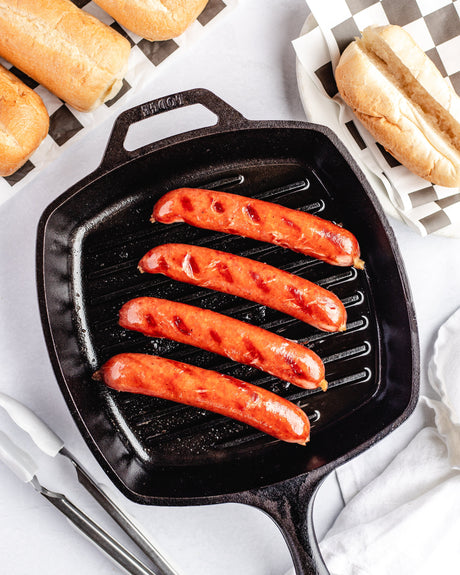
[99, 88, 248, 172]
[235, 469, 330, 575]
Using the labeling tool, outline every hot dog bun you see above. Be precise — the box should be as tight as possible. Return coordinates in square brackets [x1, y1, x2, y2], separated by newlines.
[335, 25, 460, 187]
[94, 0, 209, 41]
[0, 65, 49, 177]
[0, 0, 131, 112]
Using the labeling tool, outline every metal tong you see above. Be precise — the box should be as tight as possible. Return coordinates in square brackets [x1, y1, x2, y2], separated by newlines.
[0, 391, 179, 575]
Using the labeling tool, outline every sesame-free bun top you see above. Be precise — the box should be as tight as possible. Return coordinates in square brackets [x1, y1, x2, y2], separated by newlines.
[94, 0, 209, 41]
[335, 25, 460, 187]
[0, 65, 49, 177]
[0, 0, 131, 112]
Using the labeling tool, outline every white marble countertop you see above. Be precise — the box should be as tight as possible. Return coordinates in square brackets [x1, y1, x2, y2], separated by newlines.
[1, 1, 459, 574]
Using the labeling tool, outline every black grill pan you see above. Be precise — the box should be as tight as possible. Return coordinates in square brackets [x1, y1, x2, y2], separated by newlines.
[36, 89, 419, 574]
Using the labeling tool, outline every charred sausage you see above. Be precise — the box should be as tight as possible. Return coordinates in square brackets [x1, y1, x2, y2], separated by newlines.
[94, 353, 311, 445]
[152, 188, 364, 269]
[138, 244, 347, 332]
[119, 297, 327, 390]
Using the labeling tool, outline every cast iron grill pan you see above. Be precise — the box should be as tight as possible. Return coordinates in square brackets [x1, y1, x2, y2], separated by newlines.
[37, 90, 419, 575]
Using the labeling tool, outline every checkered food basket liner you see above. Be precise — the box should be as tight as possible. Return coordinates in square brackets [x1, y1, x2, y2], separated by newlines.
[0, 0, 236, 205]
[294, 0, 460, 236]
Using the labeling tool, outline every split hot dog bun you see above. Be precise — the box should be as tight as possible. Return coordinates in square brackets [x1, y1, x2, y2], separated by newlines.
[0, 65, 49, 177]
[94, 0, 209, 41]
[0, 0, 131, 112]
[335, 25, 460, 188]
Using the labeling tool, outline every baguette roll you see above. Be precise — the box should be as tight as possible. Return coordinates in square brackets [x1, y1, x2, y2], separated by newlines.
[94, 0, 209, 41]
[0, 65, 49, 177]
[0, 0, 131, 112]
[335, 25, 460, 188]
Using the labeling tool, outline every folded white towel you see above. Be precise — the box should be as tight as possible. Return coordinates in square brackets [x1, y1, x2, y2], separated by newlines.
[314, 308, 460, 575]
[284, 308, 460, 574]
[320, 428, 460, 574]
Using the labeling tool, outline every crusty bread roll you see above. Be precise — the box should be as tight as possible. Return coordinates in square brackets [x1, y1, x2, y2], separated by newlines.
[94, 0, 209, 41]
[335, 25, 460, 188]
[0, 65, 49, 177]
[0, 0, 131, 112]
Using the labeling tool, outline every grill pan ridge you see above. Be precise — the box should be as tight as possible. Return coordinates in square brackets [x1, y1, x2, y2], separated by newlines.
[37, 89, 419, 575]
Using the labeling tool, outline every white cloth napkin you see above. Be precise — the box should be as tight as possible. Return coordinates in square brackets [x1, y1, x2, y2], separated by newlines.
[309, 307, 460, 574]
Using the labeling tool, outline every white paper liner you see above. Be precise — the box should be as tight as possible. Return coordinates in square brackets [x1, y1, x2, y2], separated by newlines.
[0, 0, 238, 205]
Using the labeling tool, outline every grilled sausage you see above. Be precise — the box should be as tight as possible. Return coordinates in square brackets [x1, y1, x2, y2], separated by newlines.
[119, 297, 327, 390]
[152, 188, 364, 269]
[138, 244, 347, 332]
[94, 353, 311, 445]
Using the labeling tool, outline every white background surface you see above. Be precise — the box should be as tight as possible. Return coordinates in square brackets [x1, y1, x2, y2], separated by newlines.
[0, 1, 459, 574]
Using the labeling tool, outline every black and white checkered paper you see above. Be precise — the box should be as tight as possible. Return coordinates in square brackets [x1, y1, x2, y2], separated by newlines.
[0, 0, 237, 205]
[294, 0, 460, 236]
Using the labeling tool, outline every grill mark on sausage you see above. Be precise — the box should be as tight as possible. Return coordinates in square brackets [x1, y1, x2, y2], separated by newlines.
[226, 376, 260, 404]
[173, 315, 192, 335]
[212, 200, 225, 213]
[281, 216, 301, 233]
[215, 262, 233, 283]
[249, 271, 270, 293]
[209, 329, 222, 344]
[180, 196, 194, 212]
[323, 229, 347, 249]
[156, 255, 169, 273]
[287, 286, 313, 315]
[195, 387, 209, 399]
[243, 338, 264, 363]
[244, 203, 261, 223]
[184, 254, 200, 275]
[284, 354, 304, 378]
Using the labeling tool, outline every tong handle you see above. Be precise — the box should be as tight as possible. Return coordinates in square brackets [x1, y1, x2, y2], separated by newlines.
[0, 431, 156, 575]
[0, 394, 176, 575]
[0, 430, 38, 483]
[37, 484, 158, 575]
[0, 392, 64, 456]
[65, 450, 179, 575]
